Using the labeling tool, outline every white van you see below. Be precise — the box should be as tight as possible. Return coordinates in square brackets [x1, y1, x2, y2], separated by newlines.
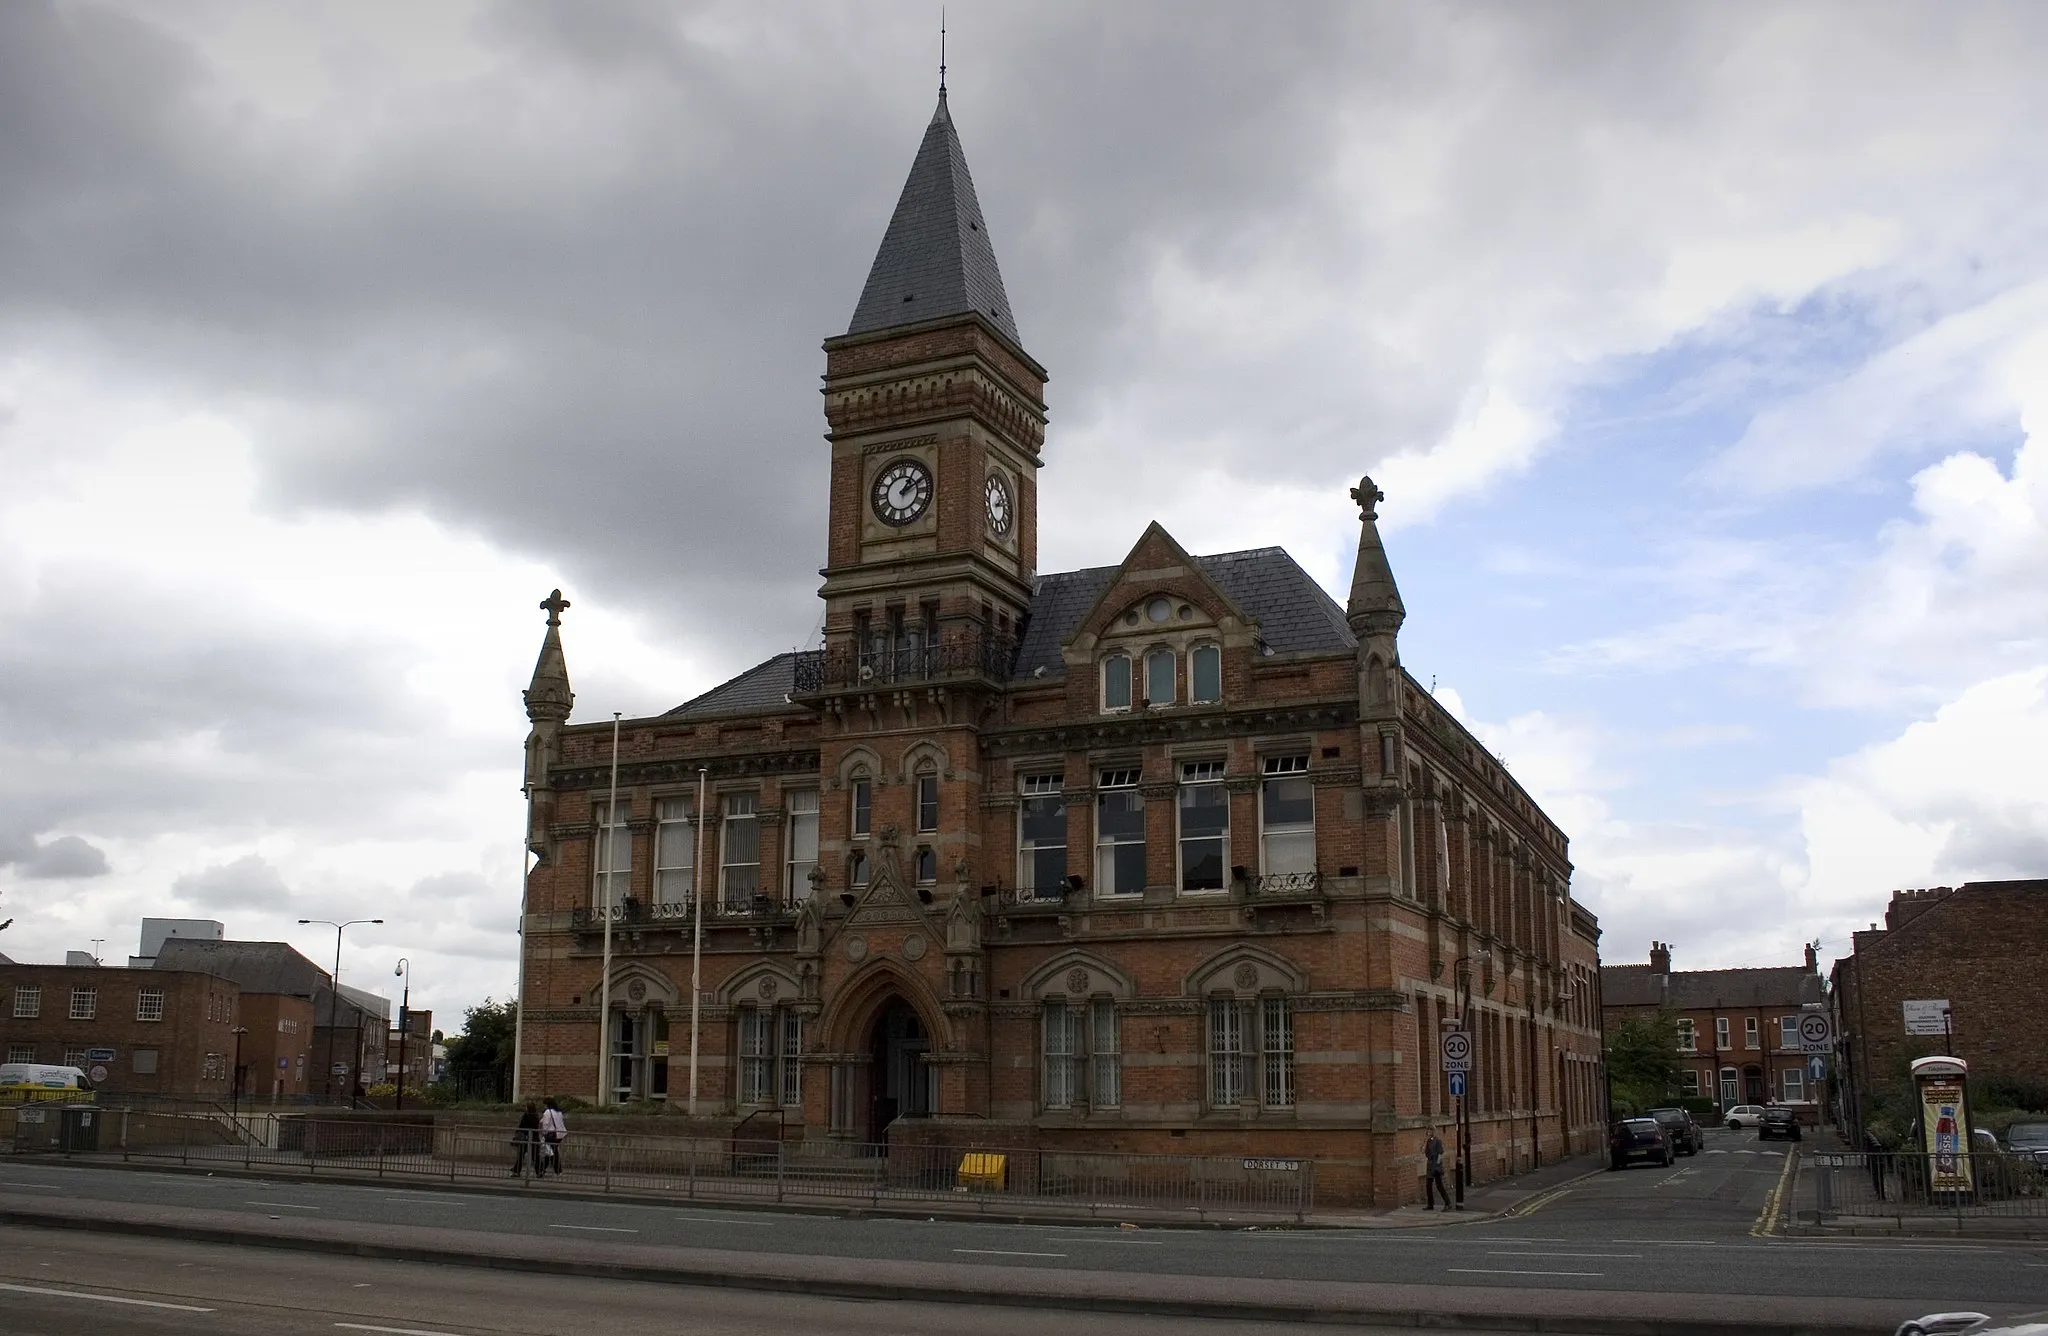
[0, 1064, 89, 1096]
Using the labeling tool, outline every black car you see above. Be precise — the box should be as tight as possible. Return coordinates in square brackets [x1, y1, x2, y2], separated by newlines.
[1758, 1105, 1803, 1141]
[1610, 1117, 1674, 1169]
[1646, 1107, 1704, 1156]
[2006, 1121, 2048, 1168]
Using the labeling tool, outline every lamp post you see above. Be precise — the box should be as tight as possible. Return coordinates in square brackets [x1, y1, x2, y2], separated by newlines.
[299, 918, 383, 1105]
[230, 1025, 248, 1131]
[1453, 948, 1491, 1207]
[393, 958, 411, 1112]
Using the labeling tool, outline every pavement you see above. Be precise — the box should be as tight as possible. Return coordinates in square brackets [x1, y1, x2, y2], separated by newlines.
[1, 1126, 2042, 1334]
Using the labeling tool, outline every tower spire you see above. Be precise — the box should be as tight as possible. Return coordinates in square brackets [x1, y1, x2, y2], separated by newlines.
[1346, 477, 1405, 636]
[524, 589, 574, 725]
[939, 7, 947, 95]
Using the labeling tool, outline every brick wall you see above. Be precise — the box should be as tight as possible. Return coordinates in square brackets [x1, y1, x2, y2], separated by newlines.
[0, 965, 239, 1098]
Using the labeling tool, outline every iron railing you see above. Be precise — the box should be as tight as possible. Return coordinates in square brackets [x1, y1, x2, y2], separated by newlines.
[23, 1114, 1314, 1221]
[1806, 1149, 2048, 1221]
[571, 895, 802, 931]
[1250, 871, 1321, 897]
[793, 632, 1018, 694]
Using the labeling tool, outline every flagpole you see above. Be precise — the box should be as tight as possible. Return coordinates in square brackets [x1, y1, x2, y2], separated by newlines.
[689, 766, 708, 1115]
[598, 712, 621, 1107]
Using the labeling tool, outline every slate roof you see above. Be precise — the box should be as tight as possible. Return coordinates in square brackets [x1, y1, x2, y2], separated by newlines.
[1603, 963, 1824, 1011]
[846, 93, 1020, 345]
[664, 653, 798, 721]
[1011, 547, 1356, 682]
[666, 549, 1353, 714]
[152, 938, 386, 1023]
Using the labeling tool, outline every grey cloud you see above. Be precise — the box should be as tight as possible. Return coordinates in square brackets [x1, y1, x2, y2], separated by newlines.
[13, 836, 111, 880]
[171, 854, 294, 911]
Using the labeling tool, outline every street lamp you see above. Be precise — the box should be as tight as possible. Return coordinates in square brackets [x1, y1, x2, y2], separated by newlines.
[1452, 948, 1492, 1208]
[299, 918, 383, 1105]
[230, 1025, 248, 1131]
[393, 958, 411, 1112]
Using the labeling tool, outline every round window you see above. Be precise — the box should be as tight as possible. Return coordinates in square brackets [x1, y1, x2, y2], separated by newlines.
[1146, 597, 1172, 623]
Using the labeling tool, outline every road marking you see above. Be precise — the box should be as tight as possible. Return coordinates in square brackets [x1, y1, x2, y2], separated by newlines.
[244, 1200, 321, 1210]
[1489, 1251, 1641, 1259]
[0, 1181, 62, 1189]
[1447, 1268, 1602, 1277]
[673, 1212, 777, 1225]
[1751, 1148, 1798, 1237]
[0, 1282, 215, 1312]
[336, 1325, 469, 1336]
[381, 1196, 465, 1204]
[1043, 1235, 1167, 1245]
[953, 1248, 1067, 1258]
[548, 1223, 638, 1233]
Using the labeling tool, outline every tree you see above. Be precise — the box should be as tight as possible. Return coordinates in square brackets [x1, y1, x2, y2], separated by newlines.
[1606, 1011, 1682, 1116]
[442, 997, 516, 1093]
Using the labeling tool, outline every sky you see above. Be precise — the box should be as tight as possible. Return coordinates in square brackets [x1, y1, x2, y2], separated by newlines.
[3, 1, 2045, 1023]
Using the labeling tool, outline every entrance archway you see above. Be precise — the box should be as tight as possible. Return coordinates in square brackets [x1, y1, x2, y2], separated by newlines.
[866, 997, 935, 1142]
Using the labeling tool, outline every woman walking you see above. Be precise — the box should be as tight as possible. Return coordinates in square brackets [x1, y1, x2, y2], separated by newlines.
[510, 1102, 542, 1177]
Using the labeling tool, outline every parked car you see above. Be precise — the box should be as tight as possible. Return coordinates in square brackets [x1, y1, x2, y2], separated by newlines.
[1610, 1117, 1675, 1169]
[1758, 1105, 1803, 1141]
[1724, 1104, 1768, 1131]
[1646, 1106, 1705, 1156]
[2006, 1121, 2048, 1168]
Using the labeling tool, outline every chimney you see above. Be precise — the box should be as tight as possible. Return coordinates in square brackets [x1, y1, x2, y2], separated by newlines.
[1804, 941, 1818, 971]
[1649, 941, 1671, 974]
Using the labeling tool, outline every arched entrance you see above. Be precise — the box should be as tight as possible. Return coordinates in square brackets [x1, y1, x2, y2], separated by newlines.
[866, 997, 935, 1142]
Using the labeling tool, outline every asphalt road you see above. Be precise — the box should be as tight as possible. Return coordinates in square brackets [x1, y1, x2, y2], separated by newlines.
[3, 1127, 2044, 1310]
[0, 1226, 1412, 1336]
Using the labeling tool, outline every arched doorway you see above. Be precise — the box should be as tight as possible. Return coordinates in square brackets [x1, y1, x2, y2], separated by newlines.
[867, 997, 935, 1142]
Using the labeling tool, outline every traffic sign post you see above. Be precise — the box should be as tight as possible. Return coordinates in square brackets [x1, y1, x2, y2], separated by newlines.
[1449, 1072, 1466, 1097]
[1797, 1013, 1833, 1054]
[1441, 1029, 1472, 1073]
[1808, 1055, 1826, 1082]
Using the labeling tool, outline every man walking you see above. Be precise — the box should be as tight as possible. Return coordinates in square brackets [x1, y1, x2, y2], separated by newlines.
[1424, 1129, 1453, 1210]
[510, 1102, 541, 1178]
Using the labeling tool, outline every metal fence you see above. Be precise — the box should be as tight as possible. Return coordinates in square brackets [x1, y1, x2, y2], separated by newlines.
[1807, 1150, 2048, 1221]
[22, 1113, 1313, 1220]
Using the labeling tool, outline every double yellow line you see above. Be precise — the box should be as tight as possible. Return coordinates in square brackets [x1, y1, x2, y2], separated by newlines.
[1752, 1147, 1798, 1236]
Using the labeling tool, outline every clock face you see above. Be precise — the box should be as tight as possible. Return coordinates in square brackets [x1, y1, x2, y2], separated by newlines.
[871, 458, 933, 527]
[984, 472, 1014, 538]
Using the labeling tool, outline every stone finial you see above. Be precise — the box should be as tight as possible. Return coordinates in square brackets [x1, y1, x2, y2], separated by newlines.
[540, 589, 570, 626]
[1349, 475, 1384, 521]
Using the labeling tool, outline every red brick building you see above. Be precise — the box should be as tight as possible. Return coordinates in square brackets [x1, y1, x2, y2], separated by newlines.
[1602, 941, 1827, 1114]
[512, 91, 1604, 1205]
[1, 963, 241, 1098]
[1831, 881, 2048, 1140]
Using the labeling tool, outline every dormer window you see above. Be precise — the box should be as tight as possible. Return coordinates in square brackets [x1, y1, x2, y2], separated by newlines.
[1102, 653, 1132, 712]
[1144, 648, 1175, 705]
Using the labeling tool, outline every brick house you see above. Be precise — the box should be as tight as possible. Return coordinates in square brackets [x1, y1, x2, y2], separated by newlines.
[235, 990, 319, 1101]
[511, 90, 1604, 1206]
[1, 963, 241, 1098]
[152, 939, 387, 1102]
[1831, 881, 2048, 1140]
[1602, 941, 1827, 1112]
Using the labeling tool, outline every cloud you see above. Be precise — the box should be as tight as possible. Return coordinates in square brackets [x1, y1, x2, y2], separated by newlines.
[11, 835, 110, 880]
[171, 854, 295, 912]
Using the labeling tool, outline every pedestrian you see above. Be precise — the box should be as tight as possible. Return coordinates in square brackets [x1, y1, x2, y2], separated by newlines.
[511, 1102, 541, 1177]
[540, 1097, 567, 1176]
[1424, 1129, 1453, 1210]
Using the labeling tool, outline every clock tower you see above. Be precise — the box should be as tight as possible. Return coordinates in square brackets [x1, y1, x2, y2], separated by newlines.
[814, 89, 1048, 679]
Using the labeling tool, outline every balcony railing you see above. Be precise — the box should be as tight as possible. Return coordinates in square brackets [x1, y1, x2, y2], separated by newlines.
[571, 895, 801, 930]
[1249, 871, 1321, 897]
[793, 631, 1018, 694]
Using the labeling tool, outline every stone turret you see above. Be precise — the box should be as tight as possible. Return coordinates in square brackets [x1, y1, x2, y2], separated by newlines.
[522, 590, 574, 860]
[1348, 476, 1406, 744]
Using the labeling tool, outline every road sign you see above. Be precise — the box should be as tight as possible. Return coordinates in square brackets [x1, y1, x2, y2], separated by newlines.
[88, 1065, 108, 1083]
[1903, 999, 1951, 1036]
[1796, 1012, 1834, 1053]
[1808, 1055, 1826, 1082]
[1441, 1030, 1472, 1073]
[1449, 1071, 1466, 1098]
[330, 1062, 350, 1076]
[84, 1047, 115, 1063]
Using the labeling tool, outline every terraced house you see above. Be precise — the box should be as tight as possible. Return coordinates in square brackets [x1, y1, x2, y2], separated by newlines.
[512, 90, 1605, 1206]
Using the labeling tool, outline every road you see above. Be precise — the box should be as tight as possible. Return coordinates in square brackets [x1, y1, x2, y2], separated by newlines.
[0, 1226, 1403, 1336]
[2, 1126, 2044, 1315]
